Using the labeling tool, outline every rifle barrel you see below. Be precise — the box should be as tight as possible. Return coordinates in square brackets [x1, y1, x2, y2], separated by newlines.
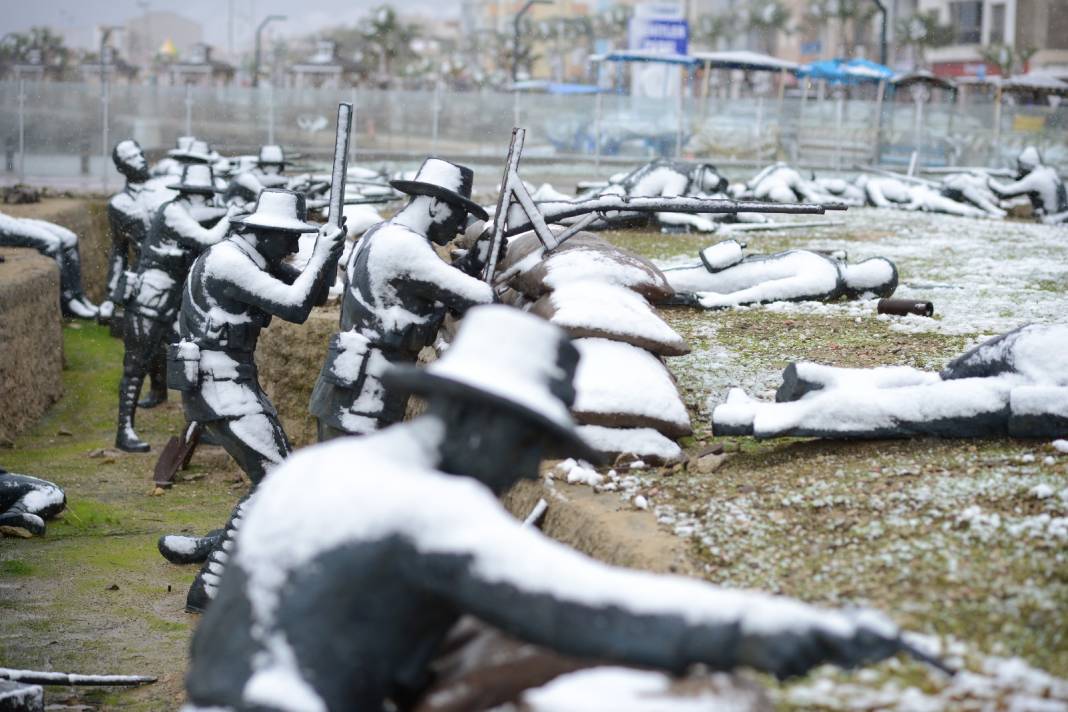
[503, 196, 844, 238]
[0, 667, 157, 687]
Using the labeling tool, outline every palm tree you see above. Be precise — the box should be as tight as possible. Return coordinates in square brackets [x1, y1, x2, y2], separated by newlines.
[747, 0, 791, 56]
[362, 5, 418, 80]
[895, 11, 952, 68]
[805, 0, 876, 58]
[980, 44, 1037, 78]
[694, 11, 740, 51]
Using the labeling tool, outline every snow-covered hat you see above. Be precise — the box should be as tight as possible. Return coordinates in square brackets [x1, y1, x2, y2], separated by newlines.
[383, 305, 599, 461]
[233, 188, 320, 233]
[167, 163, 222, 195]
[390, 157, 489, 221]
[1017, 146, 1043, 171]
[256, 144, 288, 166]
[168, 137, 213, 164]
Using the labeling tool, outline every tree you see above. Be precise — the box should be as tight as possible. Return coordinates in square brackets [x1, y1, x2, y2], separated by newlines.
[747, 0, 791, 55]
[0, 26, 72, 79]
[361, 5, 419, 80]
[694, 11, 740, 51]
[980, 43, 1037, 77]
[895, 11, 952, 68]
[804, 0, 877, 58]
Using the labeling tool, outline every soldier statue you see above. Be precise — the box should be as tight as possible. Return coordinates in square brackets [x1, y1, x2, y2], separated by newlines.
[162, 188, 345, 611]
[309, 157, 496, 440]
[115, 163, 236, 453]
[988, 146, 1067, 224]
[0, 468, 66, 538]
[182, 306, 912, 711]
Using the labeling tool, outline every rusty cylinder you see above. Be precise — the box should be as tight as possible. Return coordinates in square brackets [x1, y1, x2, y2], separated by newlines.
[877, 298, 934, 317]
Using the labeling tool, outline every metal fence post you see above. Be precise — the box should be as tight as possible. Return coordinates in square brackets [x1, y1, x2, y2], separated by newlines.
[431, 81, 441, 155]
[513, 89, 520, 129]
[350, 86, 357, 164]
[267, 82, 275, 144]
[594, 90, 602, 170]
[17, 78, 26, 183]
[102, 71, 110, 192]
[185, 84, 193, 136]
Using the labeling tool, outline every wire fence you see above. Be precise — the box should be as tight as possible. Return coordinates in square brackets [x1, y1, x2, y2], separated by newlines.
[0, 79, 1065, 191]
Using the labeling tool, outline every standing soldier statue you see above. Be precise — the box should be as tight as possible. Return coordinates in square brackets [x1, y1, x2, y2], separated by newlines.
[309, 158, 496, 441]
[115, 163, 236, 453]
[164, 188, 345, 610]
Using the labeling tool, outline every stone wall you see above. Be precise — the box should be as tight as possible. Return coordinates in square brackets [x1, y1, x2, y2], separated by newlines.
[0, 248, 63, 444]
[3, 198, 111, 303]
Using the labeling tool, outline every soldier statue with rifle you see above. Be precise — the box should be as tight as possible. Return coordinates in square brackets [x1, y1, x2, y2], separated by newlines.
[159, 105, 352, 613]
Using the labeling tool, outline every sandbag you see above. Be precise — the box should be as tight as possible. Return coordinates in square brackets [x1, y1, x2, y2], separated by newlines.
[505, 231, 673, 303]
[575, 425, 683, 465]
[530, 283, 689, 357]
[572, 338, 692, 438]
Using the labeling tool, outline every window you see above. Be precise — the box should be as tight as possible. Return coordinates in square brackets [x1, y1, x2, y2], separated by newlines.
[989, 3, 1006, 44]
[949, 1, 984, 44]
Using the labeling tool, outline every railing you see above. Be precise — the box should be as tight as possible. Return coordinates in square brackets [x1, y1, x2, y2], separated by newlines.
[0, 79, 1064, 191]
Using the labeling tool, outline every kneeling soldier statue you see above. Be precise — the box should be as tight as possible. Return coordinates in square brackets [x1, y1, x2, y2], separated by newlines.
[163, 188, 345, 610]
[183, 306, 920, 711]
[309, 157, 496, 440]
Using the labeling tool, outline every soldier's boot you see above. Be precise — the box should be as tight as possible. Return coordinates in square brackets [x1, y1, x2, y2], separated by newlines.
[115, 374, 150, 453]
[157, 529, 223, 565]
[139, 354, 168, 409]
[186, 496, 251, 614]
[59, 244, 98, 319]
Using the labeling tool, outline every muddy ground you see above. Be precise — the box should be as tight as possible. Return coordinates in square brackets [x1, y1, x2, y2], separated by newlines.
[1, 208, 1066, 710]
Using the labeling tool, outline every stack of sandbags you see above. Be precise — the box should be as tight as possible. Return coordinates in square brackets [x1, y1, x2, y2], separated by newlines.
[499, 231, 692, 464]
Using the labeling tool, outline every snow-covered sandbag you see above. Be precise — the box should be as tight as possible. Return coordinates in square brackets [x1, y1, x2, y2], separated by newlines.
[572, 338, 692, 438]
[504, 232, 674, 303]
[530, 283, 689, 357]
[575, 425, 683, 465]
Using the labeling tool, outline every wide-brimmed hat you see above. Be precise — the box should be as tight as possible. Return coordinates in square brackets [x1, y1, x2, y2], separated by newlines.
[390, 157, 489, 221]
[232, 188, 320, 233]
[168, 137, 213, 164]
[256, 144, 288, 166]
[167, 163, 222, 195]
[382, 305, 600, 462]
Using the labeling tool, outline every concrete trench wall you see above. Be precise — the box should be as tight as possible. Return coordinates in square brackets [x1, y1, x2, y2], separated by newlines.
[0, 248, 64, 444]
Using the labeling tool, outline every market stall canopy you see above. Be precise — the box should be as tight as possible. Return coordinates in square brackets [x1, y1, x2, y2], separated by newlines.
[507, 80, 604, 94]
[690, 50, 798, 73]
[891, 69, 956, 91]
[590, 50, 702, 68]
[798, 58, 893, 84]
[995, 72, 1068, 97]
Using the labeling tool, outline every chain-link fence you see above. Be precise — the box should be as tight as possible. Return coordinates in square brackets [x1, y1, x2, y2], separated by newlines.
[0, 79, 1065, 191]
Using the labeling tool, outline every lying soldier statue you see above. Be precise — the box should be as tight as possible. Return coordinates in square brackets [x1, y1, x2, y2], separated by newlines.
[662, 239, 897, 309]
[0, 469, 66, 537]
[183, 306, 938, 711]
[714, 323, 1068, 439]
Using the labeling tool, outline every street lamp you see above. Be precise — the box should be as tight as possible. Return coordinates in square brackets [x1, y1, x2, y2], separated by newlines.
[253, 14, 286, 87]
[99, 25, 123, 192]
[512, 0, 552, 82]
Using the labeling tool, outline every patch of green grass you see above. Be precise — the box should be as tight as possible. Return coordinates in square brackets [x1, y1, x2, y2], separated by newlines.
[1, 559, 34, 575]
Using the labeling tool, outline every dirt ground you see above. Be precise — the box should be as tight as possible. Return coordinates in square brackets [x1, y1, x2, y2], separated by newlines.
[1, 208, 1066, 710]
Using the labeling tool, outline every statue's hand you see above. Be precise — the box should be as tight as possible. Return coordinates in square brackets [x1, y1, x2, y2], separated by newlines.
[315, 222, 347, 261]
[736, 610, 902, 680]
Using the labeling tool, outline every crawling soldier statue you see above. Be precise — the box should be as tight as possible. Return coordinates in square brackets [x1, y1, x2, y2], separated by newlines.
[309, 158, 495, 440]
[163, 188, 345, 611]
[0, 469, 66, 538]
[182, 306, 915, 711]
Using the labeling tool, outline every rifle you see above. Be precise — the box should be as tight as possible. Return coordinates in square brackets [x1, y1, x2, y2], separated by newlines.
[327, 102, 354, 230]
[482, 127, 847, 284]
[854, 163, 941, 188]
[0, 667, 156, 687]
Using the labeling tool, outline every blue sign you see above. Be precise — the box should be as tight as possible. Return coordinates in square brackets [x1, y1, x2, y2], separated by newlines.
[801, 40, 822, 56]
[639, 19, 689, 55]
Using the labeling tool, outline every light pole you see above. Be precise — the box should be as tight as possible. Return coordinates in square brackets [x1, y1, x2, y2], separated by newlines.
[100, 25, 123, 192]
[253, 14, 286, 88]
[512, 0, 551, 82]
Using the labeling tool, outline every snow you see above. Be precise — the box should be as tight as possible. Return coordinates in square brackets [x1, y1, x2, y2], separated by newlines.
[411, 158, 463, 192]
[1011, 386, 1068, 418]
[698, 239, 744, 271]
[542, 249, 669, 297]
[1053, 440, 1068, 454]
[20, 484, 65, 513]
[552, 458, 604, 487]
[542, 282, 686, 354]
[159, 535, 197, 556]
[572, 338, 691, 435]
[575, 425, 683, 463]
[633, 495, 649, 510]
[522, 667, 757, 712]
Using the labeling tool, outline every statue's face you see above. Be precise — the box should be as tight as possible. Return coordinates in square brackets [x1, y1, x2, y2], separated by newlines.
[427, 199, 467, 246]
[116, 141, 149, 180]
[255, 229, 301, 264]
[260, 163, 283, 176]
